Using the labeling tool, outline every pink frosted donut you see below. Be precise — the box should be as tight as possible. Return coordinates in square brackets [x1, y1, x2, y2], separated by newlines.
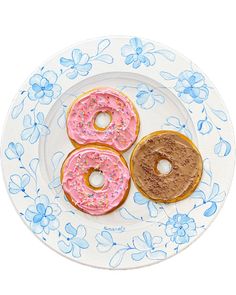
[61, 146, 130, 215]
[66, 88, 140, 152]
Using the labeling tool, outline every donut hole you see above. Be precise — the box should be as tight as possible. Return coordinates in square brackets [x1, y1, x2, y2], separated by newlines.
[88, 170, 105, 189]
[156, 159, 172, 175]
[94, 112, 111, 130]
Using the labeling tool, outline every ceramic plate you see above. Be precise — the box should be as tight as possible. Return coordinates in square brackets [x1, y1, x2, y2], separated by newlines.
[1, 36, 235, 269]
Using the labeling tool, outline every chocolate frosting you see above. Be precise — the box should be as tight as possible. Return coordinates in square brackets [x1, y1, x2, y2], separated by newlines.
[131, 131, 203, 203]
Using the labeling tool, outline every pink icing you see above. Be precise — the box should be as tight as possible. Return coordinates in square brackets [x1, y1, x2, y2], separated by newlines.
[61, 147, 130, 215]
[67, 88, 139, 151]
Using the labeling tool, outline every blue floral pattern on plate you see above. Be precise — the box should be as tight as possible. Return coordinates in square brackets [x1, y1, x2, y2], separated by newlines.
[160, 68, 231, 157]
[58, 223, 89, 258]
[174, 71, 209, 104]
[21, 112, 50, 144]
[165, 214, 196, 244]
[25, 195, 61, 234]
[162, 116, 192, 139]
[120, 83, 165, 110]
[9, 174, 30, 194]
[28, 71, 62, 104]
[1, 36, 234, 269]
[96, 230, 167, 268]
[60, 39, 113, 79]
[121, 37, 175, 69]
[10, 39, 114, 142]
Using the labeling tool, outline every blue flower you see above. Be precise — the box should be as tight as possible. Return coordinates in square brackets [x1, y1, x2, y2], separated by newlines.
[9, 174, 30, 194]
[5, 142, 24, 160]
[197, 119, 213, 135]
[134, 192, 158, 218]
[191, 183, 226, 217]
[162, 116, 192, 139]
[60, 49, 92, 79]
[121, 37, 156, 69]
[21, 112, 50, 144]
[165, 214, 197, 244]
[28, 71, 61, 104]
[132, 231, 167, 261]
[58, 223, 89, 258]
[25, 195, 61, 234]
[214, 137, 231, 157]
[135, 84, 164, 109]
[96, 231, 115, 252]
[174, 71, 209, 104]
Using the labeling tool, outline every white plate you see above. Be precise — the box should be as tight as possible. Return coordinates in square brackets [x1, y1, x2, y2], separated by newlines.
[1, 36, 235, 269]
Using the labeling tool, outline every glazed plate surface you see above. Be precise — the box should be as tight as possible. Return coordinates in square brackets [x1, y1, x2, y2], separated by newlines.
[1, 36, 235, 269]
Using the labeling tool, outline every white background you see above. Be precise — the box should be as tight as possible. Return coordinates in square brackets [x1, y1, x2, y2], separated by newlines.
[0, 0, 235, 294]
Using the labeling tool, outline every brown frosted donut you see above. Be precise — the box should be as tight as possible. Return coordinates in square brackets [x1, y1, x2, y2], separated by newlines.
[130, 131, 203, 203]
